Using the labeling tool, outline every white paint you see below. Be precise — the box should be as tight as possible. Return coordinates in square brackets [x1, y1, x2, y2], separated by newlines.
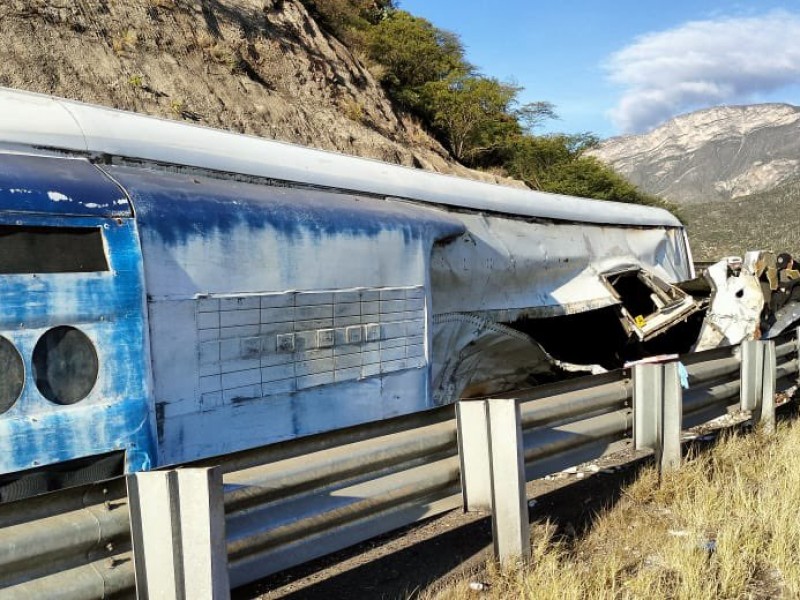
[694, 258, 764, 351]
[195, 287, 426, 397]
[0, 87, 681, 228]
[47, 190, 71, 202]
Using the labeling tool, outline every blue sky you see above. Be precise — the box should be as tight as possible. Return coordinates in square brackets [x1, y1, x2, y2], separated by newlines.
[399, 1, 800, 138]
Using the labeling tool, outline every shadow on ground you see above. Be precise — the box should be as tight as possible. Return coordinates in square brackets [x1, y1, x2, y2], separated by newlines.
[235, 399, 798, 600]
[233, 460, 650, 599]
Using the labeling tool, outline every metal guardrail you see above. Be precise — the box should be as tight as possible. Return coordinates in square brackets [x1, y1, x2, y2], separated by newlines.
[681, 344, 742, 428]
[223, 370, 636, 587]
[0, 478, 135, 599]
[517, 371, 633, 480]
[775, 337, 799, 386]
[1, 332, 797, 596]
[680, 334, 798, 429]
[221, 405, 461, 587]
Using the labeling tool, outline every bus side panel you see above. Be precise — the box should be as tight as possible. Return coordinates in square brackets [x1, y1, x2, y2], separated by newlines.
[0, 215, 156, 475]
[111, 166, 464, 466]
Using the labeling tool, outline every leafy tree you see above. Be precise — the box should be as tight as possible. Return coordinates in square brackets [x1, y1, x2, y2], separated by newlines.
[301, 0, 394, 46]
[299, 1, 674, 215]
[515, 100, 559, 133]
[501, 134, 573, 188]
[366, 11, 465, 103]
[419, 74, 520, 162]
[544, 157, 676, 211]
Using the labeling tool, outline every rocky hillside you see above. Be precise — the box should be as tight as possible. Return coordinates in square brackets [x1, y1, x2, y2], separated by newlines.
[590, 104, 800, 204]
[683, 177, 800, 260]
[0, 0, 514, 185]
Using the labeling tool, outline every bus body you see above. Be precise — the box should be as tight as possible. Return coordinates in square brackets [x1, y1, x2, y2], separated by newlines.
[0, 89, 692, 498]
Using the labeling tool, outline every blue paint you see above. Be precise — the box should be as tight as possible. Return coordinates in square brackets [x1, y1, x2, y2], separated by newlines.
[0, 154, 132, 218]
[103, 166, 465, 247]
[0, 210, 155, 474]
[0, 157, 466, 476]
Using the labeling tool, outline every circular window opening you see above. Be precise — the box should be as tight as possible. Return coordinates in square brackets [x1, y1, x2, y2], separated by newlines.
[0, 336, 24, 414]
[33, 326, 99, 405]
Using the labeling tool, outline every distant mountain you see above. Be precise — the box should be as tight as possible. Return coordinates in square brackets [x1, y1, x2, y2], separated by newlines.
[590, 104, 800, 204]
[682, 177, 800, 261]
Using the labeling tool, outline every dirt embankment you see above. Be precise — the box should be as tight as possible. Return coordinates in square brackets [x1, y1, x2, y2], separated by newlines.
[1, 0, 521, 186]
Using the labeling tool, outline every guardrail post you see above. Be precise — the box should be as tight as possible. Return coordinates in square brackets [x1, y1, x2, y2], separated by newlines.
[742, 340, 776, 433]
[633, 361, 682, 473]
[740, 340, 761, 413]
[128, 467, 230, 600]
[486, 398, 530, 564]
[456, 400, 492, 511]
[456, 398, 530, 563]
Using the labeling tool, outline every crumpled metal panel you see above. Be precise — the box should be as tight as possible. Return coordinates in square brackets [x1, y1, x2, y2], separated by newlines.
[430, 214, 691, 318]
[431, 314, 560, 404]
[694, 259, 764, 351]
[428, 213, 693, 402]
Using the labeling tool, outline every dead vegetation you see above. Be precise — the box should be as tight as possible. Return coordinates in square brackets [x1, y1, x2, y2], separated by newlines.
[427, 419, 800, 599]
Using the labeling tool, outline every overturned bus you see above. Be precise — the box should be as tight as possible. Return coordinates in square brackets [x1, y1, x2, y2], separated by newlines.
[0, 88, 790, 498]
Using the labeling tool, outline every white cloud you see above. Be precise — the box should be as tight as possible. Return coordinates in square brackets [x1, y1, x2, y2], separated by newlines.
[606, 11, 800, 133]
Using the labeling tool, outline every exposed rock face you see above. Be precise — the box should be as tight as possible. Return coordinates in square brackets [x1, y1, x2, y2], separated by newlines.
[590, 104, 800, 204]
[0, 0, 518, 185]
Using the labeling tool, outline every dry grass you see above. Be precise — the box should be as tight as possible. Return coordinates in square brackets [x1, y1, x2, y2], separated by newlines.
[427, 420, 800, 599]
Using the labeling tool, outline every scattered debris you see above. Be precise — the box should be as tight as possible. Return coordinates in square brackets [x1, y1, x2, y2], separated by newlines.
[469, 581, 487, 592]
[668, 529, 690, 537]
[698, 538, 717, 553]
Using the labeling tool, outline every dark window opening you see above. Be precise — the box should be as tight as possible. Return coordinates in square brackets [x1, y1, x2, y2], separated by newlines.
[0, 336, 24, 414]
[604, 269, 688, 318]
[506, 305, 707, 369]
[33, 326, 99, 405]
[507, 307, 632, 369]
[605, 271, 659, 317]
[0, 225, 108, 274]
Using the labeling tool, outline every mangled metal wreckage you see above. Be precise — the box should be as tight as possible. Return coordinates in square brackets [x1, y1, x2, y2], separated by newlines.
[0, 88, 795, 498]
